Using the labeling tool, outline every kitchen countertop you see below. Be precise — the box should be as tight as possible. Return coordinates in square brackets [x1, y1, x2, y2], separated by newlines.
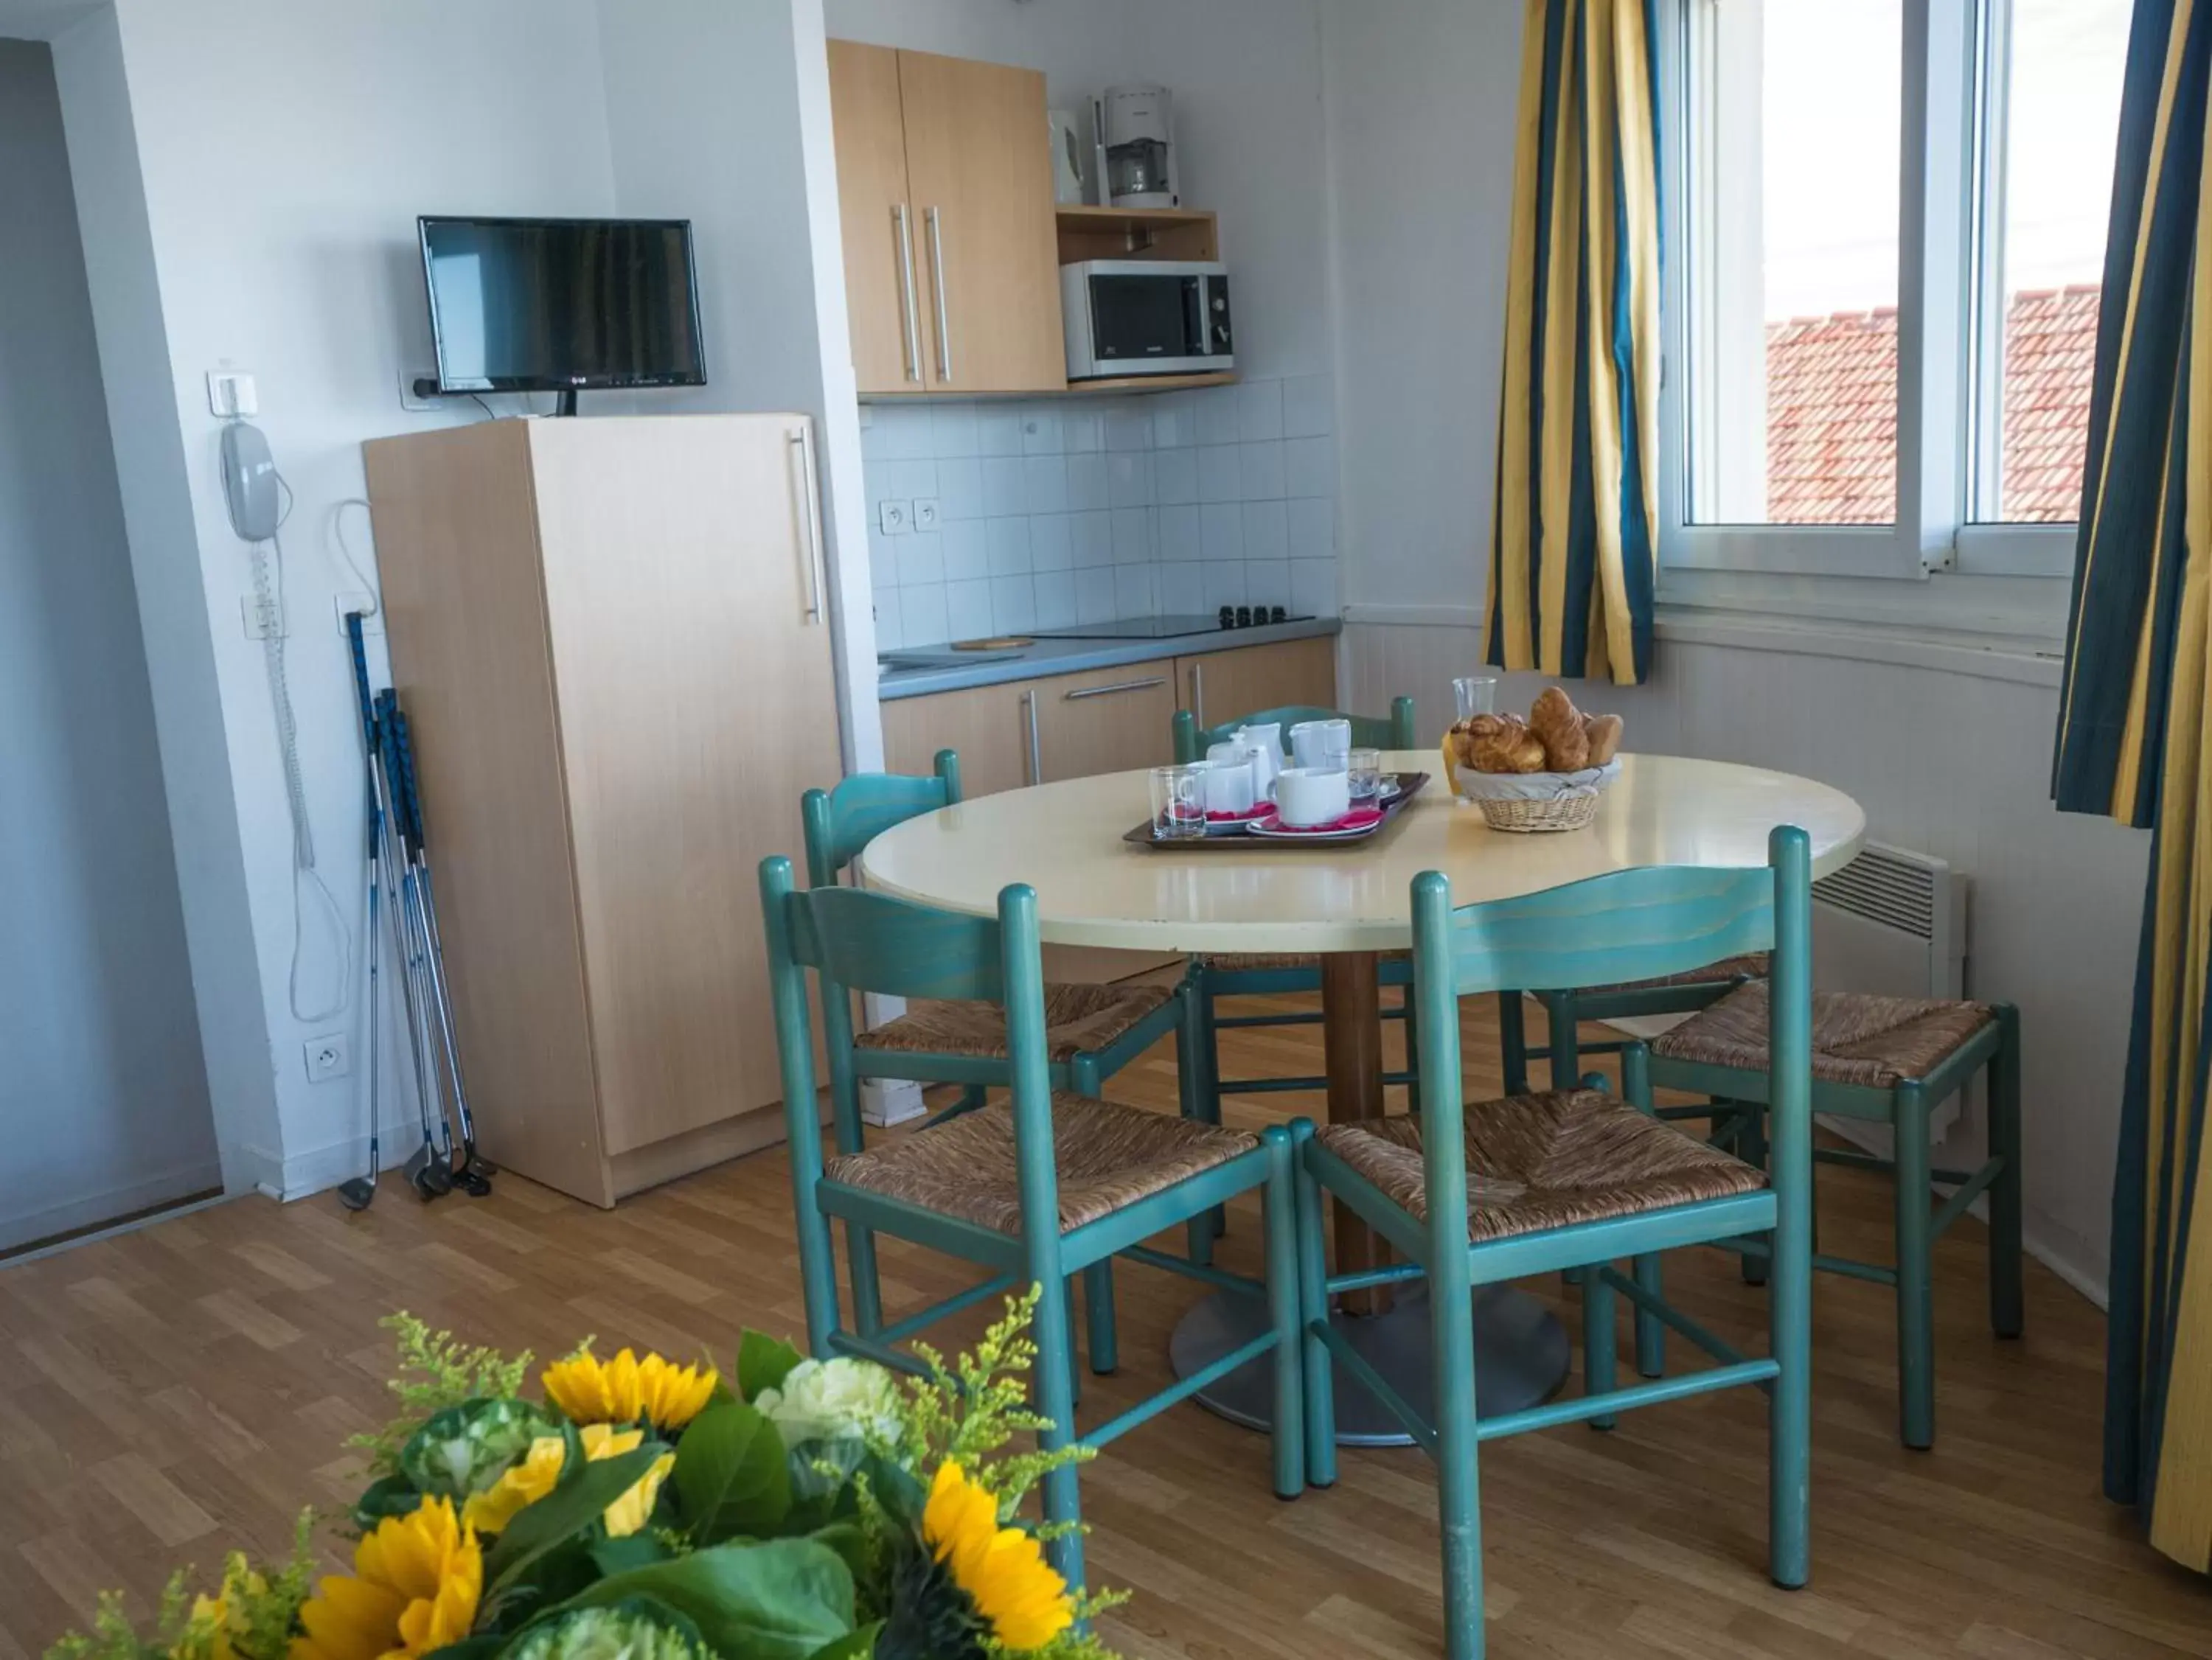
[877, 615, 1342, 700]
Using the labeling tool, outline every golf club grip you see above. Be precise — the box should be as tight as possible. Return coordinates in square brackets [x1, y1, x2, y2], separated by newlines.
[394, 709, 428, 850]
[344, 612, 378, 742]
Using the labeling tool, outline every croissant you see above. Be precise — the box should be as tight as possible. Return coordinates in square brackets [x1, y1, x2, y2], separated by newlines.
[1583, 712, 1624, 767]
[1470, 714, 1547, 773]
[1529, 686, 1589, 771]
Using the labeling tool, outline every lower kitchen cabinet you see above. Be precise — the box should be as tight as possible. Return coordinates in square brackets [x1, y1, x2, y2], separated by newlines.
[880, 679, 1030, 795]
[1178, 635, 1339, 733]
[1034, 662, 1180, 781]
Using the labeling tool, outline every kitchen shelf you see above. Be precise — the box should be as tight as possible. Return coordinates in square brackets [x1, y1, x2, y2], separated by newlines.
[1063, 372, 1238, 395]
[1055, 203, 1218, 263]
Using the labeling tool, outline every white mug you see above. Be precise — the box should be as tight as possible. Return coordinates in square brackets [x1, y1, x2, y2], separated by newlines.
[1290, 718, 1352, 772]
[1276, 766, 1352, 829]
[1232, 723, 1286, 795]
[1200, 752, 1258, 817]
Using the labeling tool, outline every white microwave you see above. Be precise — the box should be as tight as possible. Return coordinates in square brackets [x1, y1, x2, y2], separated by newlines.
[1061, 259, 1234, 380]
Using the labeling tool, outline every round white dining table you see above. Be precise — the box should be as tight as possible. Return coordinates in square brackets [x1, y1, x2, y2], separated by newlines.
[858, 751, 1867, 1443]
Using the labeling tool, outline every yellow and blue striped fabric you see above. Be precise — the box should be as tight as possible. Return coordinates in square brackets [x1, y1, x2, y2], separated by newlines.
[2052, 0, 2212, 1575]
[1484, 0, 1662, 687]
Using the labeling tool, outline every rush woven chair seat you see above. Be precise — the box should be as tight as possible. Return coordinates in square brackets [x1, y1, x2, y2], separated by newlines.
[1644, 975, 2022, 1448]
[1495, 952, 1770, 1096]
[1293, 830, 1818, 1660]
[801, 749, 1192, 1350]
[1169, 699, 1422, 1145]
[856, 983, 1175, 1064]
[762, 860, 1306, 1600]
[1313, 1089, 1769, 1242]
[826, 1095, 1257, 1234]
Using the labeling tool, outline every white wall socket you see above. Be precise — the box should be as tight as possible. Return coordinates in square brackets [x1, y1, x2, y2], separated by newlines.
[206, 371, 258, 418]
[878, 499, 913, 535]
[334, 594, 384, 635]
[304, 1034, 351, 1082]
[914, 498, 942, 530]
[399, 369, 442, 413]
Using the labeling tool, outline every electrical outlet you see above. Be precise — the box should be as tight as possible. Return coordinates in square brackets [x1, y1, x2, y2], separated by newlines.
[878, 499, 913, 536]
[207, 371, 258, 418]
[399, 369, 442, 413]
[241, 594, 286, 639]
[914, 498, 942, 531]
[334, 594, 384, 635]
[304, 1034, 351, 1082]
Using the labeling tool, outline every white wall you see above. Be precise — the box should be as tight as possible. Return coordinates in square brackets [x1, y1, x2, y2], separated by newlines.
[597, 0, 880, 768]
[0, 38, 217, 1249]
[47, 0, 620, 1196]
[1324, 0, 2136, 1300]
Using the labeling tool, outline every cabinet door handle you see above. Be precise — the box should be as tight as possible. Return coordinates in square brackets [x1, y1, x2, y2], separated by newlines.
[1189, 661, 1206, 728]
[1022, 689, 1042, 783]
[926, 206, 953, 383]
[787, 425, 827, 624]
[892, 205, 922, 383]
[1063, 676, 1168, 701]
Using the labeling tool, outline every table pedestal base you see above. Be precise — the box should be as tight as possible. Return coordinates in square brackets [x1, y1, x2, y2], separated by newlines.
[1167, 1284, 1572, 1447]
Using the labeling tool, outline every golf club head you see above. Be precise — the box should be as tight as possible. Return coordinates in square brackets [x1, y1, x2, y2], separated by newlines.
[455, 1168, 494, 1198]
[463, 1154, 498, 1181]
[405, 1145, 451, 1199]
[336, 1176, 377, 1212]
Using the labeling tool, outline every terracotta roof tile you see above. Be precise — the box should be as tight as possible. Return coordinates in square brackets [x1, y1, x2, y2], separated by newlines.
[1761, 285, 2099, 525]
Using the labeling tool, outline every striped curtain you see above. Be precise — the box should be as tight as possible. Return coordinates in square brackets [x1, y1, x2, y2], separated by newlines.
[1484, 0, 1662, 687]
[2051, 0, 2212, 1574]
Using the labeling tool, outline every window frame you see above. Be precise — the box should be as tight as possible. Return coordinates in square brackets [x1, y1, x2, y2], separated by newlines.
[1657, 0, 2084, 592]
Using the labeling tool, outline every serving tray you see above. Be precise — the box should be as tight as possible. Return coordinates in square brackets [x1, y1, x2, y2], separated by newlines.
[1123, 773, 1429, 850]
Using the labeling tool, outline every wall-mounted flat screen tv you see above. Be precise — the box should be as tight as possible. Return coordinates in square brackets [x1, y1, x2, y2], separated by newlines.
[419, 216, 706, 402]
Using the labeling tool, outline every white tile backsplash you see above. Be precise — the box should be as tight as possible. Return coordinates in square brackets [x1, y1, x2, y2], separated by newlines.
[860, 377, 1337, 647]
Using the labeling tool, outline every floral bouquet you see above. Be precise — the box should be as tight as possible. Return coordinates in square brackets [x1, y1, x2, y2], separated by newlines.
[49, 1292, 1122, 1660]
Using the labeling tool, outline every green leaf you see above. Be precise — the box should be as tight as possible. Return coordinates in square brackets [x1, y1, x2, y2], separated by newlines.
[483, 1442, 669, 1591]
[556, 1539, 855, 1660]
[806, 1623, 881, 1660]
[672, 1402, 791, 1544]
[737, 1333, 804, 1403]
[588, 1534, 673, 1577]
[803, 1522, 868, 1586]
[352, 1473, 425, 1530]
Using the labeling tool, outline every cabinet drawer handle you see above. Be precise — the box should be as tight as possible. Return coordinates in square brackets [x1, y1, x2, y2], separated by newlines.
[926, 206, 953, 383]
[893, 206, 922, 383]
[1063, 676, 1168, 701]
[1022, 689, 1042, 783]
[1189, 661, 1206, 728]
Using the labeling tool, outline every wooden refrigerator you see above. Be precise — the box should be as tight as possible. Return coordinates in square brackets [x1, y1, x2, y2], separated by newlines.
[363, 414, 841, 1205]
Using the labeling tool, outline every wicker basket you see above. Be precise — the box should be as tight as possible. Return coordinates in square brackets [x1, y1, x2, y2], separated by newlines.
[1450, 756, 1622, 833]
[1471, 791, 1602, 834]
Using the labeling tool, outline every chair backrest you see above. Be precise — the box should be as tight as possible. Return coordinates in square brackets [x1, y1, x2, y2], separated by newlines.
[759, 857, 1065, 1252]
[1172, 697, 1417, 764]
[801, 750, 963, 886]
[1405, 825, 1814, 1257]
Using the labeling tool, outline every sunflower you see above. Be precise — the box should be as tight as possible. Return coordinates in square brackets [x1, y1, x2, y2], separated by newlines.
[919, 1462, 1074, 1652]
[540, 1346, 717, 1433]
[290, 1496, 480, 1660]
[461, 1424, 674, 1539]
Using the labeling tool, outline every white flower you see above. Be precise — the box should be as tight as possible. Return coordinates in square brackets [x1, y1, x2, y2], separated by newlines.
[751, 1357, 902, 1445]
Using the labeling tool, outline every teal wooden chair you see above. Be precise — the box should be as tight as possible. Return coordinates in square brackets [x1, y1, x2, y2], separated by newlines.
[1169, 699, 1422, 1119]
[1491, 958, 1768, 1097]
[759, 859, 1306, 1594]
[1643, 980, 2022, 1448]
[1293, 829, 1818, 1660]
[799, 749, 1194, 1356]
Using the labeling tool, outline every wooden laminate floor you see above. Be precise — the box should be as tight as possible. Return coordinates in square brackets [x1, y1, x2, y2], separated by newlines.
[1, 998, 2202, 1659]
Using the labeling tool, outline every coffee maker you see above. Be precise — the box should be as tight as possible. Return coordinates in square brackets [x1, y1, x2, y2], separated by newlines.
[1093, 85, 1178, 209]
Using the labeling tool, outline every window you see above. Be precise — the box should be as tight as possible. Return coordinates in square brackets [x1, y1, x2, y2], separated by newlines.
[1666, 0, 2132, 580]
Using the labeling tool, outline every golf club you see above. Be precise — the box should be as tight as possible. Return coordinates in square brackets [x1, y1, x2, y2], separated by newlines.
[335, 815, 380, 1212]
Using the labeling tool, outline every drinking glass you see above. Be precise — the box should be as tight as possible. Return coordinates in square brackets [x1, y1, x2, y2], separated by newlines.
[1347, 747, 1384, 806]
[1148, 764, 1208, 840]
[1453, 676, 1499, 722]
[1290, 717, 1353, 773]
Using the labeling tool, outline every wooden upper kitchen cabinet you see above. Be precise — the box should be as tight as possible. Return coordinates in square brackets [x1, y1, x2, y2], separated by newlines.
[364, 416, 841, 1207]
[1177, 635, 1339, 729]
[827, 41, 1067, 397]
